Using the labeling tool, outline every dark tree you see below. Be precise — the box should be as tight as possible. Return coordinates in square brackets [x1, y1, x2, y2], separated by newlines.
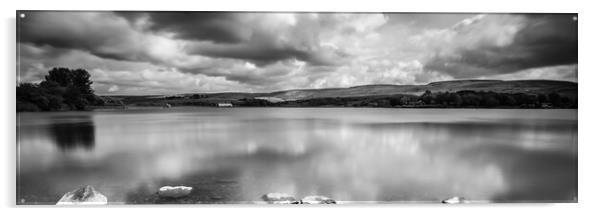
[548, 92, 562, 106]
[450, 93, 462, 106]
[44, 68, 73, 86]
[17, 67, 98, 112]
[537, 94, 549, 104]
[483, 95, 500, 107]
[420, 90, 434, 104]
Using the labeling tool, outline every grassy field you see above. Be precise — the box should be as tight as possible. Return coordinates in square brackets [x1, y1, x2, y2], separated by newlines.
[100, 79, 577, 108]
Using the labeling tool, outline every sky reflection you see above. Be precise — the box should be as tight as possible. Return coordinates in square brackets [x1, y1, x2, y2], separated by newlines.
[17, 108, 577, 204]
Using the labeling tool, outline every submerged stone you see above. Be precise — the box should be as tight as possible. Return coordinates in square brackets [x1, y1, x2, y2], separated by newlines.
[158, 186, 193, 198]
[56, 185, 108, 205]
[272, 200, 297, 204]
[261, 192, 296, 203]
[442, 196, 469, 204]
[301, 195, 337, 204]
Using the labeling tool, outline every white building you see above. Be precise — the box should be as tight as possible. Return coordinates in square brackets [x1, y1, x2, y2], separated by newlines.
[217, 103, 233, 107]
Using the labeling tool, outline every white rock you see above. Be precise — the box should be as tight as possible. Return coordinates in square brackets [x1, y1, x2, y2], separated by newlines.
[261, 192, 296, 203]
[158, 186, 193, 198]
[442, 196, 469, 204]
[56, 185, 107, 205]
[301, 195, 337, 204]
[272, 200, 296, 204]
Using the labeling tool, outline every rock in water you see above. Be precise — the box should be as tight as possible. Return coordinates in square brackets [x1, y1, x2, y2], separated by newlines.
[272, 200, 297, 204]
[442, 196, 469, 204]
[158, 186, 193, 198]
[261, 193, 296, 203]
[56, 185, 108, 205]
[301, 195, 337, 204]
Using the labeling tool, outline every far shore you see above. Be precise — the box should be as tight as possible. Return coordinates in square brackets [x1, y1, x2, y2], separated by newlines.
[87, 104, 578, 111]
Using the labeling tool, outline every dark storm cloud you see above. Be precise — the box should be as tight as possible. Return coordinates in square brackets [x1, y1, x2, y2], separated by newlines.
[17, 12, 577, 95]
[384, 13, 475, 29]
[18, 12, 148, 62]
[117, 12, 345, 66]
[131, 12, 252, 43]
[424, 14, 577, 78]
[190, 40, 347, 67]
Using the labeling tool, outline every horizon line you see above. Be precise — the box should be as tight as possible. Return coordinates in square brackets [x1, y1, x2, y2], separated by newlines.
[97, 78, 578, 97]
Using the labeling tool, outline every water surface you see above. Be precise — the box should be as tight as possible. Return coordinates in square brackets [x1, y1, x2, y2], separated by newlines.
[17, 108, 577, 204]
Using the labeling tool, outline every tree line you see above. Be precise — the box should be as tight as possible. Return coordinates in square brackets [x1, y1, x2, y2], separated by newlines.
[17, 68, 577, 110]
[17, 68, 104, 112]
[131, 90, 576, 109]
[273, 90, 577, 108]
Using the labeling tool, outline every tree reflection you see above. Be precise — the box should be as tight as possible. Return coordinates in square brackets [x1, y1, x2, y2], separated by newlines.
[49, 117, 95, 151]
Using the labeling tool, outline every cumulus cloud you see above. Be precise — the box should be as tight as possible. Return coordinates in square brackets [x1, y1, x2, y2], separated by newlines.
[115, 12, 360, 66]
[307, 59, 453, 89]
[141, 12, 254, 43]
[17, 12, 577, 95]
[107, 85, 120, 92]
[20, 12, 151, 61]
[420, 14, 577, 78]
[477, 64, 577, 82]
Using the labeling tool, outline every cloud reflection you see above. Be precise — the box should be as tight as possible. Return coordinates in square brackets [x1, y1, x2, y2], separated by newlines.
[17, 109, 577, 203]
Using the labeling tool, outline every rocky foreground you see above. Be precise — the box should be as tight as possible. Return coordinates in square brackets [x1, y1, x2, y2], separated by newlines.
[55, 185, 470, 205]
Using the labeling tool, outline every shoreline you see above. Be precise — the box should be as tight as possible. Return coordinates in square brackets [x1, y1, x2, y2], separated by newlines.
[16, 105, 579, 113]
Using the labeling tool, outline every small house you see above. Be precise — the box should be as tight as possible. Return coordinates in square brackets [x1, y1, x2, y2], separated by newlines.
[217, 103, 233, 107]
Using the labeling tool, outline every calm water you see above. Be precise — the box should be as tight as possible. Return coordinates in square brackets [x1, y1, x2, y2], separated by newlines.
[17, 108, 577, 204]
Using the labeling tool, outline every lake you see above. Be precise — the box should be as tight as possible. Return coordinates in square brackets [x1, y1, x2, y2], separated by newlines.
[16, 108, 577, 204]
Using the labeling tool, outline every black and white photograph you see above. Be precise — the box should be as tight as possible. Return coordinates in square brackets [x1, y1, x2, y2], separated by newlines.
[15, 10, 578, 205]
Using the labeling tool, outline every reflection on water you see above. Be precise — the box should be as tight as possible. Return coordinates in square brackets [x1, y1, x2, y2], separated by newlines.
[16, 108, 577, 204]
[49, 116, 95, 151]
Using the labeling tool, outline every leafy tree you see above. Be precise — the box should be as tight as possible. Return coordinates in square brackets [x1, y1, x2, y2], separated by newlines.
[450, 93, 463, 106]
[483, 95, 500, 107]
[17, 67, 98, 112]
[501, 94, 516, 106]
[44, 68, 72, 86]
[461, 93, 481, 107]
[420, 90, 434, 104]
[537, 94, 549, 104]
[548, 92, 562, 106]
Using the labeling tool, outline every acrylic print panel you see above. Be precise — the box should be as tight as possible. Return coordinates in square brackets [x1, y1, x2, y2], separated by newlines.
[16, 11, 577, 205]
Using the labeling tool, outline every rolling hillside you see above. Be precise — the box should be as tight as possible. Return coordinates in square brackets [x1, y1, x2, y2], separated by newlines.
[265, 80, 577, 101]
[106, 79, 577, 107]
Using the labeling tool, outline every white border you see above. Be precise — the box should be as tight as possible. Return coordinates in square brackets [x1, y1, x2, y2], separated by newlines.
[2, 0, 600, 216]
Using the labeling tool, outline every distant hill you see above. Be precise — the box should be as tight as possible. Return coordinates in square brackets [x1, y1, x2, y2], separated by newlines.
[106, 79, 577, 108]
[264, 80, 577, 101]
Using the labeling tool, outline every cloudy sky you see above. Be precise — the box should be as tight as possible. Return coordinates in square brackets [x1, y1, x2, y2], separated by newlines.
[17, 12, 577, 95]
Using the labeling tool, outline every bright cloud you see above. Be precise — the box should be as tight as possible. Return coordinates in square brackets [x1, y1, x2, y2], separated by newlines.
[17, 12, 577, 95]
